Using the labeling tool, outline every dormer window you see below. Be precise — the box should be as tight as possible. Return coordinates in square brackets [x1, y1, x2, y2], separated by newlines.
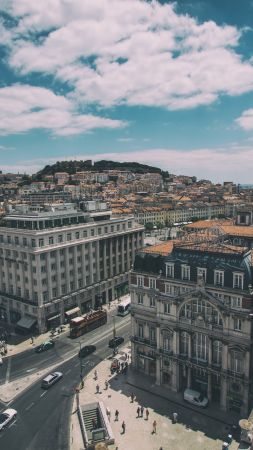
[166, 263, 174, 278]
[197, 267, 207, 282]
[214, 270, 224, 287]
[181, 265, 190, 281]
[233, 272, 244, 290]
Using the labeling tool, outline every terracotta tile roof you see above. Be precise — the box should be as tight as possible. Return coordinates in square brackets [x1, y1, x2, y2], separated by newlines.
[222, 225, 253, 237]
[142, 240, 176, 255]
[185, 219, 233, 229]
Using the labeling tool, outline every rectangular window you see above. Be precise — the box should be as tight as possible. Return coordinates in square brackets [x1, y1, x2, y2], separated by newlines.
[49, 236, 54, 245]
[90, 229, 95, 236]
[214, 270, 224, 287]
[165, 284, 172, 295]
[150, 297, 156, 307]
[197, 267, 207, 282]
[83, 230, 87, 237]
[75, 232, 80, 239]
[233, 273, 244, 289]
[138, 323, 144, 338]
[149, 278, 156, 289]
[58, 235, 63, 243]
[67, 233, 71, 241]
[234, 318, 242, 331]
[43, 291, 48, 303]
[137, 293, 143, 304]
[31, 239, 36, 247]
[22, 237, 27, 246]
[181, 265, 190, 280]
[149, 327, 156, 342]
[15, 236, 19, 245]
[231, 296, 242, 308]
[137, 276, 144, 287]
[39, 239, 44, 247]
[164, 303, 170, 314]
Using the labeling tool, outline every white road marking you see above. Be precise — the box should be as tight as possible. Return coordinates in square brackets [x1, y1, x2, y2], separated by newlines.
[65, 369, 71, 375]
[26, 367, 37, 373]
[74, 363, 79, 368]
[5, 358, 11, 384]
[8, 419, 17, 428]
[25, 402, 35, 411]
[40, 391, 47, 398]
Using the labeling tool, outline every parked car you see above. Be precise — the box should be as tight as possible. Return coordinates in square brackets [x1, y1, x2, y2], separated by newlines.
[78, 345, 96, 358]
[108, 336, 124, 348]
[35, 339, 55, 353]
[41, 371, 63, 389]
[0, 409, 17, 431]
[183, 388, 208, 407]
[0, 357, 3, 365]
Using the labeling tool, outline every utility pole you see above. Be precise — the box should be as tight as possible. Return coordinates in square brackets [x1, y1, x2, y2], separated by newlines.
[112, 315, 116, 355]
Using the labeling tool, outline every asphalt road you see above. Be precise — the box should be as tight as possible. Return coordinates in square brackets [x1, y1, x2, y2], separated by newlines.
[0, 313, 130, 385]
[0, 317, 131, 450]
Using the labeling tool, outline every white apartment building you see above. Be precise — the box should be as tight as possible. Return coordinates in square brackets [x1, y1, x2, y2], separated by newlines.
[0, 203, 144, 333]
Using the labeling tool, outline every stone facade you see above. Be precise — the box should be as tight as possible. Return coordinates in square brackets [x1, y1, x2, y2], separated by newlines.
[130, 241, 253, 417]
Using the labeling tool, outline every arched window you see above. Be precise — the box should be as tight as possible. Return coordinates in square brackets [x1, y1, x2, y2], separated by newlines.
[179, 299, 223, 328]
[212, 340, 222, 365]
[163, 334, 171, 351]
[193, 333, 208, 362]
[180, 331, 189, 356]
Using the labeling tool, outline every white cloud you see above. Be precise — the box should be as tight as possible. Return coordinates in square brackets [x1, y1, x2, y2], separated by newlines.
[0, 84, 126, 136]
[236, 109, 253, 130]
[3, 0, 253, 111]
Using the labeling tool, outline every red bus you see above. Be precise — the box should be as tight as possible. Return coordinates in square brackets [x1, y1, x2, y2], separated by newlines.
[70, 310, 107, 338]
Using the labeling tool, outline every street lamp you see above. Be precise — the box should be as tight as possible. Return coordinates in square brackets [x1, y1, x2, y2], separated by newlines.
[78, 341, 84, 388]
[112, 315, 117, 355]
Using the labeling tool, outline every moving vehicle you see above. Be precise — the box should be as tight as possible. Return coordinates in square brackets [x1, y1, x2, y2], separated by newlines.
[117, 298, 131, 316]
[183, 388, 208, 407]
[35, 339, 55, 353]
[70, 310, 107, 338]
[78, 345, 96, 358]
[108, 336, 124, 348]
[41, 371, 63, 389]
[0, 409, 17, 431]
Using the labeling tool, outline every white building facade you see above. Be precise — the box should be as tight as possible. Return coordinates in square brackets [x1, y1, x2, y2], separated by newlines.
[0, 203, 144, 333]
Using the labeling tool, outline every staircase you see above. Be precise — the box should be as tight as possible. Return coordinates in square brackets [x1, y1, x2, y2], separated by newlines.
[82, 407, 101, 440]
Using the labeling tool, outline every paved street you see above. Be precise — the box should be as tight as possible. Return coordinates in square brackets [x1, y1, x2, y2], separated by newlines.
[0, 317, 131, 450]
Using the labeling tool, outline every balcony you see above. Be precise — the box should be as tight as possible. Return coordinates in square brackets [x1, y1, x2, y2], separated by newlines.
[131, 335, 157, 349]
[159, 348, 173, 356]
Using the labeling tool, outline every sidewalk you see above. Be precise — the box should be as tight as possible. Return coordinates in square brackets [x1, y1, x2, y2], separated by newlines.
[2, 297, 125, 358]
[70, 345, 239, 450]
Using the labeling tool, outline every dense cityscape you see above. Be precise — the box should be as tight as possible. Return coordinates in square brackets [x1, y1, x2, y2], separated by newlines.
[1, 1, 253, 450]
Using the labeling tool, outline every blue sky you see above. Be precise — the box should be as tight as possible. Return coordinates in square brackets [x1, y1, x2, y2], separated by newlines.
[1, 0, 253, 183]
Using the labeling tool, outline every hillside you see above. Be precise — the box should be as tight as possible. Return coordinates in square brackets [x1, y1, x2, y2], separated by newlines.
[33, 159, 170, 180]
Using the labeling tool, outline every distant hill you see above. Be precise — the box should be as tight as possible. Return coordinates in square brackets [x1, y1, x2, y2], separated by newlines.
[33, 159, 170, 180]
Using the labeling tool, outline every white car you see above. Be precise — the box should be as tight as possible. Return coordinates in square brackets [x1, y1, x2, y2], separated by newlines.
[0, 408, 17, 430]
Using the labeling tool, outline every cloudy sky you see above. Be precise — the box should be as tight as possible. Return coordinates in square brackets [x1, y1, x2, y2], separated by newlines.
[1, 0, 253, 182]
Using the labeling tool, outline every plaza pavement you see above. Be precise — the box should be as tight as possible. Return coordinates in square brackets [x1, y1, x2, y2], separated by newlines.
[70, 345, 239, 450]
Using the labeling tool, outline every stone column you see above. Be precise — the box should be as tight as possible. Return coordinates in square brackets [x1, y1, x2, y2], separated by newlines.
[220, 342, 228, 410]
[156, 325, 161, 350]
[187, 366, 192, 388]
[241, 384, 250, 417]
[207, 373, 212, 402]
[156, 356, 161, 385]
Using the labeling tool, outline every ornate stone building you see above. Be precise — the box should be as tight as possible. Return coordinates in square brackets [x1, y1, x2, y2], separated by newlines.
[130, 239, 253, 416]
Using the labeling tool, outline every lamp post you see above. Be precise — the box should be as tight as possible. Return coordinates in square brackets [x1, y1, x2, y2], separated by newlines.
[112, 315, 116, 355]
[79, 341, 84, 388]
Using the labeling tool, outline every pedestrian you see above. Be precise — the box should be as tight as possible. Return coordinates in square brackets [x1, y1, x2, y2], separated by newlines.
[105, 380, 109, 390]
[140, 406, 144, 417]
[127, 353, 130, 361]
[94, 370, 98, 380]
[121, 420, 126, 434]
[130, 392, 135, 403]
[145, 408, 149, 420]
[137, 406, 140, 418]
[172, 412, 178, 424]
[96, 384, 100, 394]
[106, 407, 111, 422]
[125, 353, 127, 361]
[92, 418, 97, 429]
[30, 336, 34, 344]
[152, 420, 157, 434]
[115, 409, 119, 421]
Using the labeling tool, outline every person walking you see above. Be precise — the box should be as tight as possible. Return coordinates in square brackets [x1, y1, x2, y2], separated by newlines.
[145, 408, 149, 420]
[137, 406, 140, 418]
[130, 392, 135, 403]
[106, 407, 111, 422]
[94, 370, 98, 380]
[140, 406, 144, 417]
[115, 409, 119, 421]
[96, 384, 100, 394]
[173, 412, 178, 424]
[105, 380, 109, 390]
[152, 420, 157, 434]
[121, 421, 126, 434]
